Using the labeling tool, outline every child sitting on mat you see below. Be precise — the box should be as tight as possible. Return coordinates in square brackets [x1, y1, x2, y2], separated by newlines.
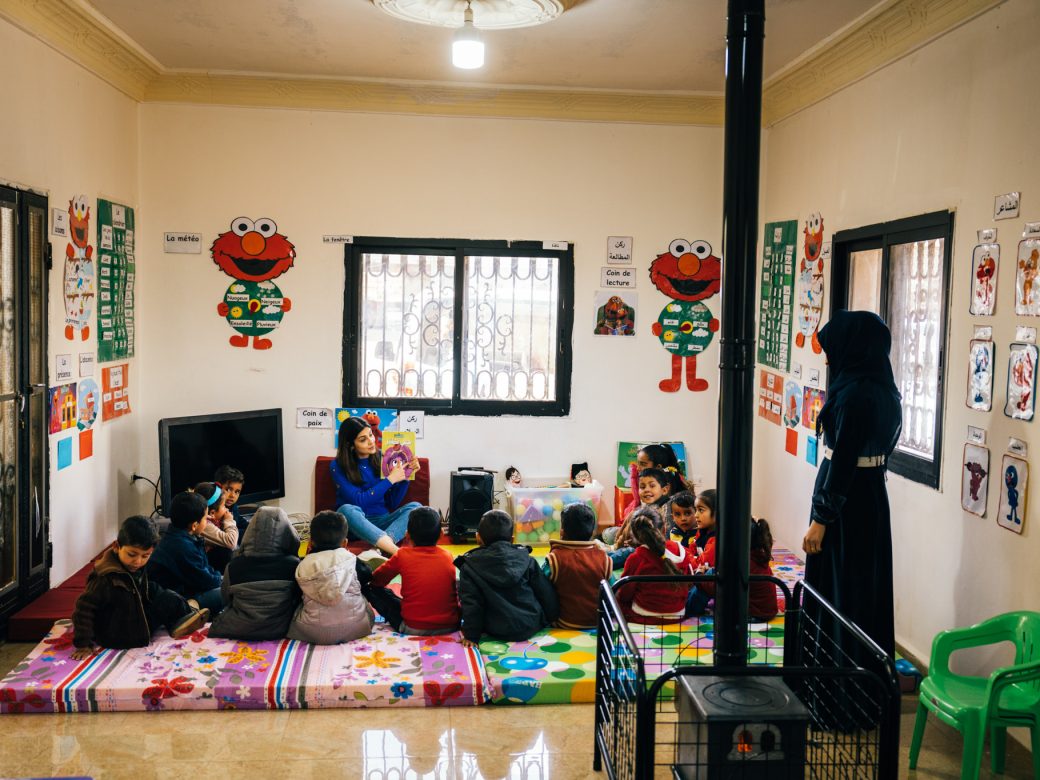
[604, 467, 675, 568]
[147, 491, 224, 614]
[666, 491, 698, 548]
[455, 510, 559, 647]
[748, 517, 780, 622]
[208, 506, 302, 641]
[214, 464, 248, 542]
[288, 510, 374, 644]
[364, 506, 461, 635]
[544, 503, 612, 630]
[71, 516, 209, 659]
[193, 481, 238, 572]
[684, 488, 718, 616]
[616, 505, 696, 625]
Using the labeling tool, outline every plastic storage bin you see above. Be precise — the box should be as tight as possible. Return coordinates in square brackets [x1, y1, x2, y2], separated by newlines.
[505, 479, 604, 544]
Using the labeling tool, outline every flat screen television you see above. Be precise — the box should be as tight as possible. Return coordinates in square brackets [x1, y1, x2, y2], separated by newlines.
[158, 408, 285, 515]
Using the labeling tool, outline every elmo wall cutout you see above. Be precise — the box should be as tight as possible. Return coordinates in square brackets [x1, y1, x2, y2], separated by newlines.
[212, 217, 295, 349]
[63, 196, 95, 341]
[649, 239, 721, 392]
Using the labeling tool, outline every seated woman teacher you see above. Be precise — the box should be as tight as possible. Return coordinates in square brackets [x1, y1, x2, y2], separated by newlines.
[803, 310, 902, 665]
[331, 416, 422, 556]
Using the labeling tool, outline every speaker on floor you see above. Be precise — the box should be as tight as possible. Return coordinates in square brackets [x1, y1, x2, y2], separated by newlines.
[448, 469, 494, 543]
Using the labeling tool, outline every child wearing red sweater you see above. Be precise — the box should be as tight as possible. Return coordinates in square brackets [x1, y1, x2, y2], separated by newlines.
[365, 507, 460, 634]
[748, 517, 780, 621]
[617, 506, 696, 625]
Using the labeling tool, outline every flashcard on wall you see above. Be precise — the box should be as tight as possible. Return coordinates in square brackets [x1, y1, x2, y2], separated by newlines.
[55, 354, 73, 382]
[398, 410, 425, 440]
[79, 352, 95, 377]
[758, 370, 783, 426]
[1015, 239, 1040, 316]
[607, 236, 633, 264]
[593, 291, 636, 336]
[381, 430, 417, 481]
[794, 213, 825, 353]
[784, 427, 798, 456]
[782, 381, 802, 428]
[76, 378, 99, 430]
[650, 239, 720, 392]
[48, 383, 77, 435]
[969, 243, 999, 316]
[101, 363, 131, 421]
[996, 454, 1027, 534]
[335, 407, 399, 449]
[808, 368, 821, 387]
[56, 437, 73, 471]
[63, 196, 95, 342]
[1004, 343, 1037, 420]
[967, 339, 994, 412]
[212, 216, 295, 350]
[806, 435, 818, 466]
[79, 429, 93, 461]
[961, 443, 990, 517]
[801, 388, 826, 430]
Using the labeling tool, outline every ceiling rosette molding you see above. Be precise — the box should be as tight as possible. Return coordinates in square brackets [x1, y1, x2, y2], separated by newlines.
[0, 0, 1007, 126]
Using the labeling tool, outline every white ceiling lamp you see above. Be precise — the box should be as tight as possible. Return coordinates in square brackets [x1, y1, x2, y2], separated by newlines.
[452, 2, 484, 69]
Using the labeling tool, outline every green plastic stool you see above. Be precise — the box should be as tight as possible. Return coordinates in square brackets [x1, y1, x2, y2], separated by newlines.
[908, 610, 1040, 779]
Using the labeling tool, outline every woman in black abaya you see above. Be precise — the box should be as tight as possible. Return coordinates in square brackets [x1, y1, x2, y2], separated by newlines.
[803, 310, 902, 665]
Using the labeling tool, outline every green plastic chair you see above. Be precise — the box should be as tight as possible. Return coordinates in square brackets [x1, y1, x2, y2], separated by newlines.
[908, 611, 1040, 779]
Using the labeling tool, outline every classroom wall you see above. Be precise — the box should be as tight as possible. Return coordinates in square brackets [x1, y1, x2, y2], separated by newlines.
[135, 105, 726, 517]
[0, 20, 140, 583]
[754, 0, 1040, 670]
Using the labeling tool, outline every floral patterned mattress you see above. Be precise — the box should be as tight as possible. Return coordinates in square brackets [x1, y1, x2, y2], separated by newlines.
[0, 548, 804, 713]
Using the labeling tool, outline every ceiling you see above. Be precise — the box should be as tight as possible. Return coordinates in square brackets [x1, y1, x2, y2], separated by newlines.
[88, 0, 881, 93]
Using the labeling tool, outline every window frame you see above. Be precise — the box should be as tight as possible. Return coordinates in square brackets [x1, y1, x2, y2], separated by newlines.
[342, 236, 574, 417]
[831, 210, 954, 489]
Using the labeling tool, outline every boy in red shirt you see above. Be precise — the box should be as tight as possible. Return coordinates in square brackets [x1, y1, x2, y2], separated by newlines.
[365, 507, 460, 634]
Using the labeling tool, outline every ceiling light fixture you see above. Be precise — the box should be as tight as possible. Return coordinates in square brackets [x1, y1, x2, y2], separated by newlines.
[452, 2, 484, 69]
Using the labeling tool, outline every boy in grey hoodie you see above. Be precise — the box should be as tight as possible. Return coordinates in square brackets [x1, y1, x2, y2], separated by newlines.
[287, 511, 374, 644]
[454, 510, 559, 647]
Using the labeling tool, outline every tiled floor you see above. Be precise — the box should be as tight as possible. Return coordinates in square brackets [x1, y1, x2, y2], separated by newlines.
[0, 640, 1034, 779]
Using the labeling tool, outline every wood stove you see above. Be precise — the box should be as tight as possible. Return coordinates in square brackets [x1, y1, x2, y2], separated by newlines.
[674, 674, 808, 779]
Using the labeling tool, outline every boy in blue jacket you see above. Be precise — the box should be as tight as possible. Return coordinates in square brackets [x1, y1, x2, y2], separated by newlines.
[147, 491, 224, 614]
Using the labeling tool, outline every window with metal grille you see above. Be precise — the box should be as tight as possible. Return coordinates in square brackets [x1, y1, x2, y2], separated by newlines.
[831, 211, 953, 489]
[343, 238, 573, 416]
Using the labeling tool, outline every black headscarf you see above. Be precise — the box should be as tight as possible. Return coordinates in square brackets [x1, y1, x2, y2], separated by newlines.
[816, 310, 902, 452]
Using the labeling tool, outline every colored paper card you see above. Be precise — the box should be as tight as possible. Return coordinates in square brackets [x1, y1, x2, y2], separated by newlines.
[757, 219, 798, 372]
[758, 370, 783, 426]
[801, 388, 826, 430]
[48, 383, 78, 435]
[782, 381, 802, 428]
[335, 407, 399, 449]
[77, 378, 100, 430]
[996, 454, 1027, 534]
[381, 430, 417, 481]
[785, 428, 798, 456]
[79, 428, 94, 461]
[101, 363, 131, 421]
[57, 437, 73, 470]
[806, 436, 818, 466]
[615, 441, 688, 488]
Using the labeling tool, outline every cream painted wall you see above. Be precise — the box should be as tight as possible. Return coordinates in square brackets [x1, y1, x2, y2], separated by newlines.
[755, 0, 1040, 671]
[136, 106, 725, 516]
[0, 20, 140, 583]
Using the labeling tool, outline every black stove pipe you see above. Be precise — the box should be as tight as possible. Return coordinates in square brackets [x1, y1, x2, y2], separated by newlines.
[714, 0, 765, 669]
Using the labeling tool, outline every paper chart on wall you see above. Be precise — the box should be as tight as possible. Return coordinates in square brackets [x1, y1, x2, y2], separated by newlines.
[95, 199, 135, 361]
[1004, 342, 1037, 420]
[63, 196, 95, 342]
[48, 383, 77, 435]
[961, 443, 989, 517]
[101, 363, 132, 421]
[782, 381, 802, 428]
[757, 220, 797, 372]
[758, 369, 783, 426]
[996, 454, 1027, 534]
[969, 243, 999, 316]
[966, 339, 994, 412]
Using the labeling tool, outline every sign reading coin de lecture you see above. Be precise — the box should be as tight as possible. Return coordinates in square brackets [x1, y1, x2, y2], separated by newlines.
[601, 267, 636, 288]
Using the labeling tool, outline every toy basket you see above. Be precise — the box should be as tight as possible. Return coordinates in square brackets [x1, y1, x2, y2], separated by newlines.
[504, 479, 604, 545]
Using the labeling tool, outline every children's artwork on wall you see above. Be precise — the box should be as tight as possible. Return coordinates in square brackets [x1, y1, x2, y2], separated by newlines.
[101, 363, 131, 421]
[381, 430, 417, 481]
[757, 220, 798, 373]
[63, 196, 95, 341]
[211, 217, 295, 349]
[961, 443, 989, 517]
[1015, 239, 1040, 316]
[48, 383, 77, 435]
[794, 213, 825, 353]
[782, 381, 802, 428]
[758, 370, 783, 425]
[806, 435, 818, 466]
[593, 292, 636, 336]
[1004, 342, 1037, 420]
[649, 239, 721, 392]
[996, 454, 1027, 534]
[615, 441, 688, 488]
[56, 437, 73, 471]
[335, 407, 399, 449]
[969, 243, 999, 315]
[95, 199, 135, 362]
[967, 339, 994, 411]
[801, 387, 826, 430]
[76, 378, 99, 430]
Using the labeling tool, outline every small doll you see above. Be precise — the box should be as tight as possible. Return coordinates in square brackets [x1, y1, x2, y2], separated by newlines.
[505, 467, 523, 487]
[570, 462, 592, 487]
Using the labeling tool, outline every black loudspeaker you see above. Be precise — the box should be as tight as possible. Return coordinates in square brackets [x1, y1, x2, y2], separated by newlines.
[448, 469, 494, 543]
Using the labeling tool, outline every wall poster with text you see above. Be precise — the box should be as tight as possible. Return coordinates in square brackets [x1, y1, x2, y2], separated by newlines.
[96, 199, 136, 362]
[757, 220, 797, 373]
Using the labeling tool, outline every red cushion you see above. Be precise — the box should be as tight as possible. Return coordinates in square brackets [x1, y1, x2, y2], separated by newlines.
[6, 555, 101, 641]
[314, 456, 430, 514]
